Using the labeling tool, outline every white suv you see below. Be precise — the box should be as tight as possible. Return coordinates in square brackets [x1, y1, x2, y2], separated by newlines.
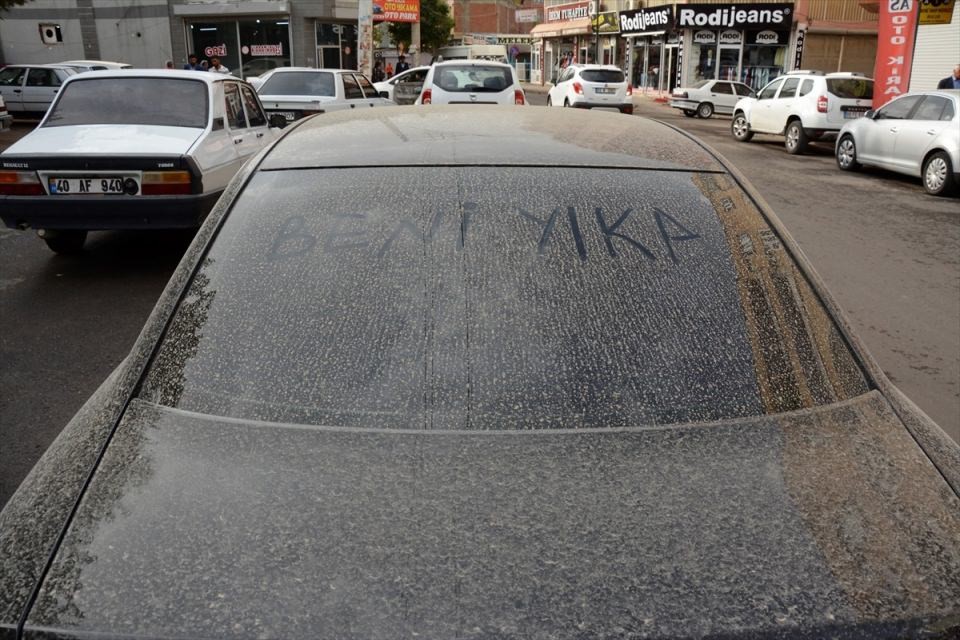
[415, 60, 525, 106]
[547, 64, 633, 114]
[731, 71, 873, 154]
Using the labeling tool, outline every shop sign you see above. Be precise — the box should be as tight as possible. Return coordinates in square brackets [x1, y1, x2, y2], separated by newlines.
[792, 24, 806, 69]
[753, 30, 780, 44]
[677, 4, 793, 30]
[247, 43, 283, 56]
[372, 0, 420, 23]
[592, 11, 621, 34]
[204, 43, 227, 57]
[719, 29, 742, 44]
[667, 32, 680, 44]
[919, 0, 956, 24]
[516, 8, 540, 23]
[873, 0, 920, 108]
[546, 1, 591, 23]
[618, 6, 674, 35]
[693, 30, 716, 44]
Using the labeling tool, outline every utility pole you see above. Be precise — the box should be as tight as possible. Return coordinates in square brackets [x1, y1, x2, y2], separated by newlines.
[358, 0, 373, 77]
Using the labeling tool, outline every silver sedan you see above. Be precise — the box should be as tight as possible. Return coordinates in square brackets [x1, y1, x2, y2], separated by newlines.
[835, 89, 959, 196]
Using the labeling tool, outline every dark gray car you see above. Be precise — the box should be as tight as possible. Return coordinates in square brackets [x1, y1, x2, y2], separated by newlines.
[1, 107, 958, 639]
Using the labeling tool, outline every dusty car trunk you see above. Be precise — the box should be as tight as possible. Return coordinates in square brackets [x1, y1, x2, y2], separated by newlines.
[23, 392, 960, 639]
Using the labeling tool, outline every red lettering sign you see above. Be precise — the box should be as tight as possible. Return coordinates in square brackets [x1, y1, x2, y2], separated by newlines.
[872, 0, 919, 109]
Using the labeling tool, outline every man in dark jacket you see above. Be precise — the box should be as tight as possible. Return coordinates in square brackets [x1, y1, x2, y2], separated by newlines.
[395, 55, 410, 75]
[937, 65, 960, 89]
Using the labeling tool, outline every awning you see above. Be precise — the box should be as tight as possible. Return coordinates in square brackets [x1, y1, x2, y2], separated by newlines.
[530, 18, 592, 39]
[621, 30, 666, 39]
[173, 1, 289, 17]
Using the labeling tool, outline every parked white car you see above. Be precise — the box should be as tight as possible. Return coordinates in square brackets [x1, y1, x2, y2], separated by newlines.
[415, 60, 526, 106]
[0, 94, 11, 129]
[670, 79, 755, 118]
[0, 64, 77, 119]
[547, 64, 633, 114]
[731, 71, 873, 154]
[374, 65, 429, 105]
[58, 59, 133, 72]
[0, 70, 280, 253]
[252, 67, 393, 125]
[836, 90, 959, 197]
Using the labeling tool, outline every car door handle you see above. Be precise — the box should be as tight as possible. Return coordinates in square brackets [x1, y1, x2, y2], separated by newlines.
[926, 129, 937, 135]
[13, 89, 21, 93]
[256, 132, 264, 138]
[889, 127, 898, 133]
[234, 138, 243, 144]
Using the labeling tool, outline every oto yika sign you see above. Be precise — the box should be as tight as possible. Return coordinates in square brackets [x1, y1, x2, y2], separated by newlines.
[873, 0, 920, 109]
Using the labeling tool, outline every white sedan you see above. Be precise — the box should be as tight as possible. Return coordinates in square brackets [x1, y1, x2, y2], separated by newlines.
[373, 66, 429, 105]
[670, 80, 755, 119]
[252, 67, 393, 125]
[0, 70, 280, 253]
[836, 89, 959, 197]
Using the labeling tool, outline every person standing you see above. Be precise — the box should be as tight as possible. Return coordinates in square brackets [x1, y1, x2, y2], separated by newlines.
[937, 65, 960, 89]
[164, 60, 175, 70]
[395, 54, 410, 75]
[183, 54, 205, 71]
[372, 60, 385, 83]
[208, 57, 231, 75]
[385, 61, 394, 78]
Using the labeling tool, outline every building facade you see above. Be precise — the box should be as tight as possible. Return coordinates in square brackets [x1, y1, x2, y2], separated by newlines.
[528, 0, 879, 92]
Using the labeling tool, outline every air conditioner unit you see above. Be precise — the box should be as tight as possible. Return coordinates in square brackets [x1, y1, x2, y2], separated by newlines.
[39, 23, 63, 45]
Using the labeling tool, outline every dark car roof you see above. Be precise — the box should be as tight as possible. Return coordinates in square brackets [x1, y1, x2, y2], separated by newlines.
[260, 105, 726, 172]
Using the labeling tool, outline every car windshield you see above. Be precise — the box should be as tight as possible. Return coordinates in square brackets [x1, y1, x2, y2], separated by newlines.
[259, 71, 335, 97]
[434, 65, 512, 92]
[580, 69, 624, 84]
[827, 78, 873, 99]
[140, 168, 869, 430]
[42, 77, 208, 127]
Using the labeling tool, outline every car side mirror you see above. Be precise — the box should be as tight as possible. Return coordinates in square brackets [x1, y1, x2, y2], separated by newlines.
[551, 76, 558, 84]
[211, 117, 224, 131]
[865, 109, 877, 119]
[269, 114, 288, 129]
[379, 90, 389, 99]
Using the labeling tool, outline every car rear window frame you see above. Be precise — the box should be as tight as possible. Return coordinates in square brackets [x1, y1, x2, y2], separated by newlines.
[258, 71, 336, 98]
[41, 76, 210, 128]
[579, 69, 625, 84]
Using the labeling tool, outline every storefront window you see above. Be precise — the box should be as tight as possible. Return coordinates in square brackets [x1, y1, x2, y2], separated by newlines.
[691, 31, 717, 82]
[238, 19, 291, 79]
[189, 22, 240, 74]
[316, 22, 358, 70]
[741, 31, 789, 90]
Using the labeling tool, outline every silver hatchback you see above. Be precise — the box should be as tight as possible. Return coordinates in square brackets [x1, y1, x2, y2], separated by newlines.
[836, 90, 959, 196]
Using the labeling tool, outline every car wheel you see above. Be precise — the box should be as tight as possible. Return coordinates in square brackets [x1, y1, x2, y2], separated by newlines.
[836, 135, 860, 171]
[546, 96, 553, 107]
[563, 98, 570, 108]
[731, 113, 753, 142]
[619, 105, 633, 115]
[42, 230, 87, 254]
[682, 109, 696, 118]
[923, 151, 957, 197]
[785, 121, 809, 155]
[696, 102, 714, 119]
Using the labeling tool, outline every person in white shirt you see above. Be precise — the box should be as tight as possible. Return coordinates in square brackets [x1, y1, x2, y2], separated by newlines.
[208, 57, 231, 75]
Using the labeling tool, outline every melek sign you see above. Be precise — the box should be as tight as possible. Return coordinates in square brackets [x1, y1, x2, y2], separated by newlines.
[618, 7, 674, 35]
[676, 4, 793, 30]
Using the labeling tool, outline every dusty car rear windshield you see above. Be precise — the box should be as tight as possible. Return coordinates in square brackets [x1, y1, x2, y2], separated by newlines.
[826, 78, 873, 99]
[43, 78, 208, 128]
[140, 168, 869, 429]
[580, 70, 624, 84]
[259, 71, 335, 97]
[433, 66, 512, 92]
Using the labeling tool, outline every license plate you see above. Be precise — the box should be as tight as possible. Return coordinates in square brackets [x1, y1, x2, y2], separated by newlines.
[274, 111, 296, 121]
[48, 176, 137, 195]
[843, 109, 867, 119]
[595, 87, 614, 94]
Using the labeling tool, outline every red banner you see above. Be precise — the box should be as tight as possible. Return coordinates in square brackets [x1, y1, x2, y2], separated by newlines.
[872, 0, 920, 109]
[372, 0, 420, 22]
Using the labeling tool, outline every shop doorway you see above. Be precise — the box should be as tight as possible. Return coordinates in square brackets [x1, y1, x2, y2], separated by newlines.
[665, 44, 678, 92]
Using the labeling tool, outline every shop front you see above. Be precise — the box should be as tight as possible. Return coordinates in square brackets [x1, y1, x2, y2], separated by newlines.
[674, 3, 796, 91]
[530, 1, 592, 84]
[176, 3, 293, 79]
[619, 6, 677, 94]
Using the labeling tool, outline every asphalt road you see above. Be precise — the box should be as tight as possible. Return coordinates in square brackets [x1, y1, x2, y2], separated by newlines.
[2, 103, 958, 508]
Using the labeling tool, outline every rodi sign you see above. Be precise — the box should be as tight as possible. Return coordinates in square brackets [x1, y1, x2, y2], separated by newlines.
[676, 3, 794, 30]
[618, 6, 675, 35]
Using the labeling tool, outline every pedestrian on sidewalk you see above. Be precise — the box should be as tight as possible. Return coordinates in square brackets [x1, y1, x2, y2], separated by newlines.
[183, 54, 205, 71]
[936, 65, 960, 89]
[208, 57, 231, 75]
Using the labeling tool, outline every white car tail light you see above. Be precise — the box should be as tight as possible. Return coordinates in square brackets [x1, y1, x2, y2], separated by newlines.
[627, 84, 633, 96]
[141, 171, 192, 196]
[422, 88, 432, 104]
[817, 95, 828, 113]
[0, 171, 43, 196]
[514, 89, 525, 105]
[573, 82, 583, 95]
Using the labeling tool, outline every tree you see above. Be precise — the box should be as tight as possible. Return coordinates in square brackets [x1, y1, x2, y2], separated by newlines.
[387, 0, 455, 57]
[0, 0, 29, 11]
